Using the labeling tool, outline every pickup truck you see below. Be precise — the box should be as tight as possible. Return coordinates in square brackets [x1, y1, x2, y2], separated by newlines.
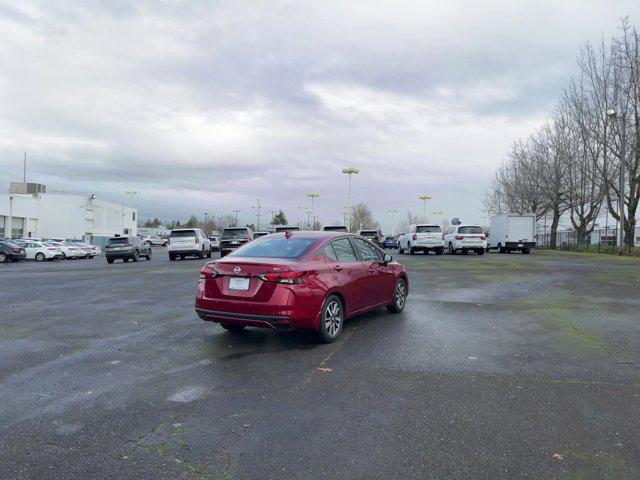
[398, 224, 444, 255]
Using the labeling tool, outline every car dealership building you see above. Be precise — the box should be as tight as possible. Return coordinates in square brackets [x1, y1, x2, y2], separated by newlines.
[0, 183, 138, 246]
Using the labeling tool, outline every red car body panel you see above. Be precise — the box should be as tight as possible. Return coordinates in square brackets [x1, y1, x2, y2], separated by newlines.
[195, 233, 408, 331]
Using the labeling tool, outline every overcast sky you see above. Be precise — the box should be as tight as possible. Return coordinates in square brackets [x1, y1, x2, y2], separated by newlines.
[1, 1, 639, 231]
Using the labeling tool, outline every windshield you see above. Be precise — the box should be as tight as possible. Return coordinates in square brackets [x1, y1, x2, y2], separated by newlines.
[459, 226, 484, 234]
[275, 226, 300, 232]
[229, 236, 316, 258]
[170, 230, 196, 238]
[222, 229, 249, 238]
[416, 225, 441, 233]
[324, 226, 348, 231]
[360, 231, 377, 237]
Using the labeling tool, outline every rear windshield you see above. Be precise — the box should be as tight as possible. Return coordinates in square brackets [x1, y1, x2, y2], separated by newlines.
[170, 230, 196, 238]
[229, 237, 316, 258]
[416, 225, 441, 233]
[107, 238, 130, 245]
[459, 226, 484, 234]
[324, 226, 348, 231]
[275, 226, 300, 232]
[222, 229, 248, 238]
[384, 237, 396, 241]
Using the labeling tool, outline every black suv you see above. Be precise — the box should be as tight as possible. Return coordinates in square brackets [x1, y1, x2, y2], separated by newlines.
[104, 236, 152, 263]
[220, 227, 254, 257]
[0, 240, 27, 263]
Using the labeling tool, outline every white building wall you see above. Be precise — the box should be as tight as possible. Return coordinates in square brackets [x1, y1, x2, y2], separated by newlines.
[0, 193, 137, 241]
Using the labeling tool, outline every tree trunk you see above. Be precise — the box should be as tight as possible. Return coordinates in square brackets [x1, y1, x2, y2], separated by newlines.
[549, 209, 561, 249]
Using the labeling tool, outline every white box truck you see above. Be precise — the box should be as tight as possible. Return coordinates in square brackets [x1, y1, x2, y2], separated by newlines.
[487, 214, 536, 254]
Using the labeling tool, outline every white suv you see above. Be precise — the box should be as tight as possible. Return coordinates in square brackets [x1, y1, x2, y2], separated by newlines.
[168, 228, 212, 260]
[443, 224, 486, 255]
[398, 224, 444, 255]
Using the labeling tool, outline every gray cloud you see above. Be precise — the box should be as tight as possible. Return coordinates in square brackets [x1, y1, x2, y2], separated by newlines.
[2, 0, 640, 230]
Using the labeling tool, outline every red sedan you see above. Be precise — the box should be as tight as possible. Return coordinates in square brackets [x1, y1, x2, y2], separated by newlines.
[196, 232, 408, 342]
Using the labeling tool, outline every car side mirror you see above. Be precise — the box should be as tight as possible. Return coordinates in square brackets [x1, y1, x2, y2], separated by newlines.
[383, 254, 392, 264]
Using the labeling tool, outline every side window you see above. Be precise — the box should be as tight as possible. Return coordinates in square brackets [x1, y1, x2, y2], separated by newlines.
[352, 238, 383, 262]
[330, 238, 358, 262]
[324, 244, 338, 261]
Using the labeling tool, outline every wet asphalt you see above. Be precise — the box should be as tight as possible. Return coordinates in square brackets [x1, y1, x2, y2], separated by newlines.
[1, 248, 639, 479]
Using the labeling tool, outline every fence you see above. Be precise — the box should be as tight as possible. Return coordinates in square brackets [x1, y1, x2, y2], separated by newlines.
[535, 228, 638, 255]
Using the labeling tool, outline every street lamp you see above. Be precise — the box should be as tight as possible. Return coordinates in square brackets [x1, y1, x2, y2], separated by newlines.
[251, 199, 262, 230]
[607, 107, 626, 255]
[126, 190, 137, 207]
[418, 195, 432, 222]
[342, 168, 359, 232]
[433, 210, 443, 226]
[201, 212, 210, 235]
[387, 209, 397, 235]
[307, 193, 319, 230]
[268, 210, 276, 225]
[232, 210, 241, 227]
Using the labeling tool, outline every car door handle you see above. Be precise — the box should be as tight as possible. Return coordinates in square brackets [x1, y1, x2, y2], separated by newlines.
[333, 265, 343, 271]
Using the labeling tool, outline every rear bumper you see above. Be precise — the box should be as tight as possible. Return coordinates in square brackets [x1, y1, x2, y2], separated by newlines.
[453, 242, 486, 249]
[195, 307, 293, 330]
[168, 249, 201, 256]
[105, 251, 135, 259]
[506, 241, 535, 249]
[415, 242, 443, 248]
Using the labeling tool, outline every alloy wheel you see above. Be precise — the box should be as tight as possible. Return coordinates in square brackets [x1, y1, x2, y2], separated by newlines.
[324, 300, 342, 338]
[395, 279, 407, 310]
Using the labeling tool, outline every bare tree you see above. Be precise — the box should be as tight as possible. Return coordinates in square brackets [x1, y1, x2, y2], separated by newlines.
[350, 203, 377, 232]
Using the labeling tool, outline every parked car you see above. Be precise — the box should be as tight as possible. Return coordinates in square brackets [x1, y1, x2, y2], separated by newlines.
[323, 225, 348, 233]
[357, 229, 382, 246]
[487, 213, 536, 254]
[209, 235, 221, 251]
[443, 224, 486, 255]
[220, 227, 254, 257]
[274, 226, 300, 233]
[14, 240, 64, 261]
[195, 232, 408, 342]
[168, 228, 212, 260]
[104, 236, 152, 263]
[382, 236, 398, 249]
[141, 235, 168, 246]
[57, 241, 86, 259]
[0, 240, 27, 263]
[253, 231, 270, 238]
[68, 242, 94, 258]
[398, 224, 444, 255]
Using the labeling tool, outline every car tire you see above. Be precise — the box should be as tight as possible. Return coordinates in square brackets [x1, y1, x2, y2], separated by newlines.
[522, 248, 530, 255]
[107, 258, 114, 264]
[132, 250, 139, 262]
[387, 277, 408, 313]
[498, 243, 506, 254]
[448, 242, 455, 255]
[409, 245, 415, 255]
[398, 245, 404, 254]
[163, 241, 168, 247]
[207, 248, 212, 258]
[123, 258, 129, 262]
[198, 248, 205, 259]
[317, 295, 344, 343]
[462, 249, 468, 255]
[220, 323, 246, 333]
[169, 254, 175, 261]
[0, 253, 7, 263]
[35, 252, 46, 262]
[146, 249, 152, 260]
[476, 249, 485, 255]
[435, 248, 443, 255]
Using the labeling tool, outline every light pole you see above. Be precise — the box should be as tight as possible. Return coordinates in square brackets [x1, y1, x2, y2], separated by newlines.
[433, 210, 443, 227]
[307, 193, 319, 230]
[387, 209, 397, 235]
[251, 199, 262, 230]
[201, 212, 210, 235]
[342, 168, 359, 232]
[607, 108, 626, 254]
[268, 210, 276, 225]
[298, 206, 307, 229]
[126, 190, 137, 207]
[232, 210, 241, 227]
[418, 195, 432, 222]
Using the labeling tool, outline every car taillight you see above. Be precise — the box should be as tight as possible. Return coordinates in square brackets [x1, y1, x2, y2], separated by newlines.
[455, 236, 464, 240]
[195, 237, 200, 244]
[259, 271, 307, 284]
[480, 236, 486, 240]
[69, 247, 76, 250]
[412, 234, 417, 241]
[47, 248, 56, 251]
[441, 233, 445, 240]
[11, 248, 20, 253]
[199, 265, 218, 279]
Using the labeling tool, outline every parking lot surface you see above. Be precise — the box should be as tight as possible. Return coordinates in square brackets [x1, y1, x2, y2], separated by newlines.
[1, 249, 639, 479]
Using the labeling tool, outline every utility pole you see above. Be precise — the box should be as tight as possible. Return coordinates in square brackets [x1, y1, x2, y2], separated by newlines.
[268, 210, 276, 225]
[202, 212, 210, 235]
